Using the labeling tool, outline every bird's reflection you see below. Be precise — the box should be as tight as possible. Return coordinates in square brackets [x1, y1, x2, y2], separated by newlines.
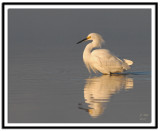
[79, 75, 134, 118]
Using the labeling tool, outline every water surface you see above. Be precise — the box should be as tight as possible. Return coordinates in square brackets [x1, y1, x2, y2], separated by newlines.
[8, 9, 151, 123]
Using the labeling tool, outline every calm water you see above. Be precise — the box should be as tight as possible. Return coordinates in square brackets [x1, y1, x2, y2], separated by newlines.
[8, 9, 151, 123]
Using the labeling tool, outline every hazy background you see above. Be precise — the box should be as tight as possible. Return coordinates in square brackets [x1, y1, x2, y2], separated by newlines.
[8, 9, 151, 123]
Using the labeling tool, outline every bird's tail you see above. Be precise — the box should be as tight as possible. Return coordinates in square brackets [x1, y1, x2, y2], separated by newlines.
[123, 59, 133, 66]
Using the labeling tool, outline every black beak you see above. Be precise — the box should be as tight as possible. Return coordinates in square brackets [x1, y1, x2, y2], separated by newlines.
[76, 38, 87, 44]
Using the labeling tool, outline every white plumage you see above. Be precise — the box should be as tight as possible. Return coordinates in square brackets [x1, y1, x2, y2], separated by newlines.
[77, 33, 133, 74]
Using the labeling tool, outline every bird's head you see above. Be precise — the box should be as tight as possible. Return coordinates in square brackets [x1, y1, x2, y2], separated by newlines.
[76, 33, 104, 45]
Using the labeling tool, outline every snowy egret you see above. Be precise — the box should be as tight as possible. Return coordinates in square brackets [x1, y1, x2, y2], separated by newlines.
[77, 33, 133, 75]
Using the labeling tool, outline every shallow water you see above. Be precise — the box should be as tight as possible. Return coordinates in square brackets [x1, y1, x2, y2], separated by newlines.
[8, 68, 151, 123]
[8, 9, 151, 123]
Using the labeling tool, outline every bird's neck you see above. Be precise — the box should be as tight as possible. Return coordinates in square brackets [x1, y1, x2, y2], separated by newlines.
[83, 41, 101, 59]
[83, 43, 93, 56]
[84, 41, 100, 52]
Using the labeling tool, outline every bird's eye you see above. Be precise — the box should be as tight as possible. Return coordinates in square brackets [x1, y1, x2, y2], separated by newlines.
[87, 36, 91, 39]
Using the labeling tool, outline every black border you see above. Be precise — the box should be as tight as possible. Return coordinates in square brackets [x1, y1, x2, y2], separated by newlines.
[1, 2, 158, 129]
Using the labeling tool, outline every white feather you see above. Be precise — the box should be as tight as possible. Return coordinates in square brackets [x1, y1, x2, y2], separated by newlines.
[81, 33, 133, 74]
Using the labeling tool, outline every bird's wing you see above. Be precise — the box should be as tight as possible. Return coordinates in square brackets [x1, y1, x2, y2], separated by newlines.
[91, 49, 123, 68]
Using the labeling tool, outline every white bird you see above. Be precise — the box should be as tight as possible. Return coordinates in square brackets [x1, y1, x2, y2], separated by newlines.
[77, 33, 133, 75]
